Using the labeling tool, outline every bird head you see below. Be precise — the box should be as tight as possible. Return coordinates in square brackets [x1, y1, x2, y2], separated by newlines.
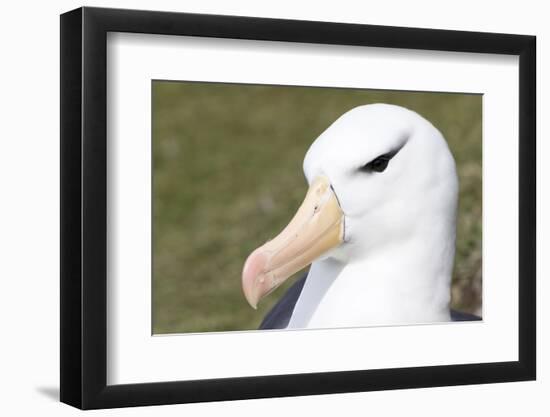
[242, 104, 458, 309]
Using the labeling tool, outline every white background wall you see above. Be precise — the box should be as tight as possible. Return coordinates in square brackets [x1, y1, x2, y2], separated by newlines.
[0, 0, 546, 415]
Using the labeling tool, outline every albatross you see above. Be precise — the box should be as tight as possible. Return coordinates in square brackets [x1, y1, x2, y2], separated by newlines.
[242, 103, 480, 330]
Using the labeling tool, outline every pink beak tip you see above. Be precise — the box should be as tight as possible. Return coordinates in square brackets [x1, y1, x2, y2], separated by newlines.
[242, 248, 268, 309]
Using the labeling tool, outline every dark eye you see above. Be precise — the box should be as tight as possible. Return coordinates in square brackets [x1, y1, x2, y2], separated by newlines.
[359, 154, 392, 173]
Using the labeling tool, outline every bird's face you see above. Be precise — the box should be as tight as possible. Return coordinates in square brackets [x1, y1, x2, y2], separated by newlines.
[242, 104, 458, 308]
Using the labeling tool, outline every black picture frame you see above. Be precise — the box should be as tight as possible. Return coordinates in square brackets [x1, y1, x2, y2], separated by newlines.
[60, 6, 536, 410]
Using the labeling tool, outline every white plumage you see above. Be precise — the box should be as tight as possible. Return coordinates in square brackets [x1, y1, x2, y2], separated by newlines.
[243, 103, 460, 329]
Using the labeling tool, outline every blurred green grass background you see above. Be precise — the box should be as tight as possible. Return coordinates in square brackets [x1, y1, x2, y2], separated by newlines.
[152, 81, 482, 334]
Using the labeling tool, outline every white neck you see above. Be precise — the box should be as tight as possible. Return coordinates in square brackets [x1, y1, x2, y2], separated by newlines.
[287, 231, 454, 329]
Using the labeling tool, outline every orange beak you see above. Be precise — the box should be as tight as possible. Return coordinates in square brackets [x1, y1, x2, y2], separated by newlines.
[242, 176, 344, 308]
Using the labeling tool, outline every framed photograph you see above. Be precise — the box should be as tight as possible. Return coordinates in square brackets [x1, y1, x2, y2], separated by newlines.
[60, 6, 536, 409]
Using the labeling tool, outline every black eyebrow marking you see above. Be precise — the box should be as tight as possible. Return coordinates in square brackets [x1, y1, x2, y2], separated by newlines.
[379, 148, 399, 161]
[358, 147, 399, 173]
[359, 134, 409, 171]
